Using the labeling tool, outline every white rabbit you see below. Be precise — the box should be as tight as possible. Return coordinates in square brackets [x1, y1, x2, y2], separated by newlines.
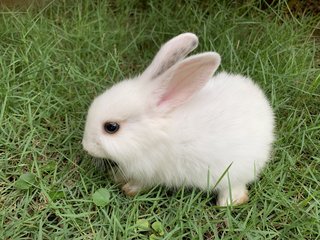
[82, 33, 275, 206]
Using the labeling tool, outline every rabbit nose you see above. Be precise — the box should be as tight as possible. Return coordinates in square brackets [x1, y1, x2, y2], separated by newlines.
[82, 141, 95, 156]
[82, 138, 90, 152]
[82, 139, 105, 158]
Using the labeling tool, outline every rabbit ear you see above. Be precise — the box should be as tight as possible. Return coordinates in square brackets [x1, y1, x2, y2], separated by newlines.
[142, 33, 198, 79]
[153, 52, 221, 113]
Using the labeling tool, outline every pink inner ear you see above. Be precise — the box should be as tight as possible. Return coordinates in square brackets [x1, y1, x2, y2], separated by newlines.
[157, 91, 174, 106]
[156, 63, 212, 109]
[157, 83, 194, 107]
[153, 52, 220, 112]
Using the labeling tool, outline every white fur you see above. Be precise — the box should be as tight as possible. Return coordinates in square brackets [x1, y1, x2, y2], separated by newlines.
[82, 33, 275, 206]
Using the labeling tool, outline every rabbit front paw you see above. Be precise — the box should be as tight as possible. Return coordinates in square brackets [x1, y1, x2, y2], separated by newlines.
[217, 187, 249, 206]
[122, 182, 143, 197]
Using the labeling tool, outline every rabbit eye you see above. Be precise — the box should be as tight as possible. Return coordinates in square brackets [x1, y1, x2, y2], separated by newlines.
[103, 122, 120, 134]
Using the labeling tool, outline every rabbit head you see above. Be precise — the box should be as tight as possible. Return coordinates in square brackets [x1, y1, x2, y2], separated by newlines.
[82, 33, 221, 168]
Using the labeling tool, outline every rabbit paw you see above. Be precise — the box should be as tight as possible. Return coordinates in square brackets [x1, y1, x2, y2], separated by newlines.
[217, 187, 249, 206]
[122, 182, 143, 197]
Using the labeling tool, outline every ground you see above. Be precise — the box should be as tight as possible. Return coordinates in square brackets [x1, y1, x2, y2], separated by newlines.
[0, 1, 319, 239]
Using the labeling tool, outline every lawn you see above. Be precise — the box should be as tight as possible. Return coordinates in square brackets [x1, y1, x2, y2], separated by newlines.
[0, 1, 319, 239]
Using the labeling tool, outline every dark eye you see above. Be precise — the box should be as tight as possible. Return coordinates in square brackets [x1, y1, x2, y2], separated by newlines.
[103, 122, 120, 134]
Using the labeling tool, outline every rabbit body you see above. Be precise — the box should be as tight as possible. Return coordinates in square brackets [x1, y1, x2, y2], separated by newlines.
[83, 33, 275, 206]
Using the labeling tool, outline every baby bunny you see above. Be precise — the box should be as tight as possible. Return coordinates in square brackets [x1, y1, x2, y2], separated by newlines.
[82, 33, 275, 206]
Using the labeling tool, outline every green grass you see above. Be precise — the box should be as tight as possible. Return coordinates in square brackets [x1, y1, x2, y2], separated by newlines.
[1, 0, 319, 239]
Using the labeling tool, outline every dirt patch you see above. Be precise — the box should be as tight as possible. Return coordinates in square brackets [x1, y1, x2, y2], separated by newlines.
[287, 0, 320, 16]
